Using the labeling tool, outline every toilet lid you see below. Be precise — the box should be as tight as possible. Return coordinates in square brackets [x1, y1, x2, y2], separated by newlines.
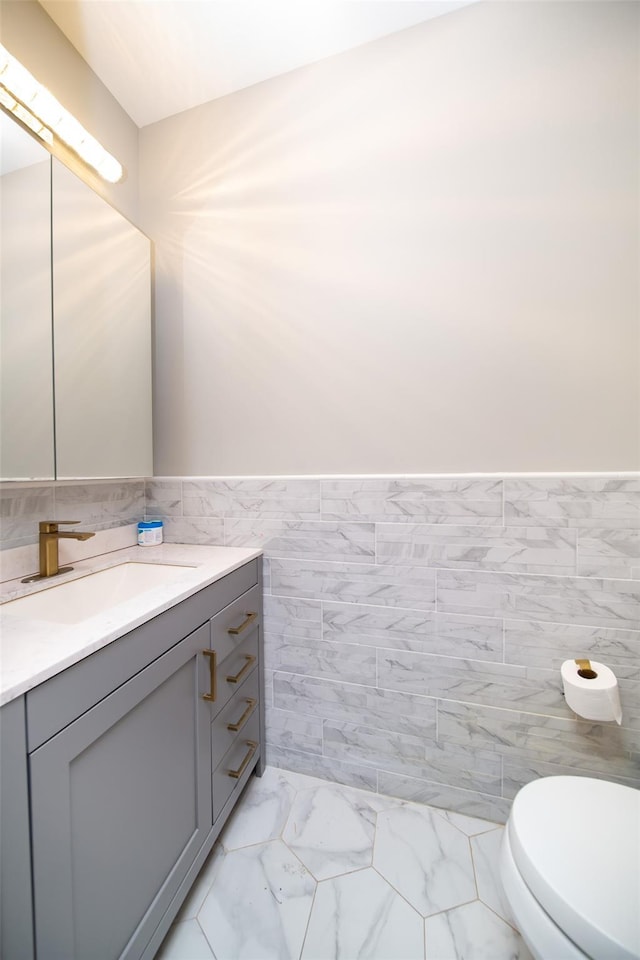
[508, 776, 640, 960]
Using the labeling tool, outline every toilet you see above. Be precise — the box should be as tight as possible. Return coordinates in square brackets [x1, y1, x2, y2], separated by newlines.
[500, 776, 640, 960]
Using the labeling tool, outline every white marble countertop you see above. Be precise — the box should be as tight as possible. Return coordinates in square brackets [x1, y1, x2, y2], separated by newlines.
[0, 543, 262, 707]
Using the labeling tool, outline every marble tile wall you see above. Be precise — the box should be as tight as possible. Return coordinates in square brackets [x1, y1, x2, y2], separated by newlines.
[0, 480, 145, 581]
[147, 474, 640, 821]
[3, 476, 637, 819]
[0, 480, 145, 549]
[0, 479, 145, 550]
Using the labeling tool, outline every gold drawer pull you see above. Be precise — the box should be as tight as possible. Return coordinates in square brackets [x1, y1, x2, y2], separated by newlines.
[228, 611, 258, 636]
[228, 740, 258, 780]
[202, 650, 217, 702]
[226, 654, 256, 685]
[227, 698, 258, 733]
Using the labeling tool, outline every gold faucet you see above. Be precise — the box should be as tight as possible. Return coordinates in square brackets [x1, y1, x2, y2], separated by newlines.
[21, 521, 96, 583]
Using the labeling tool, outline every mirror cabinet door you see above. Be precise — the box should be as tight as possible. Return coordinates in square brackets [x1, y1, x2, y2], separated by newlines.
[0, 115, 55, 480]
[52, 160, 152, 479]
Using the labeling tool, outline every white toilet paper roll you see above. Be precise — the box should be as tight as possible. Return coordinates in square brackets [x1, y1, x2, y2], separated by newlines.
[561, 660, 622, 725]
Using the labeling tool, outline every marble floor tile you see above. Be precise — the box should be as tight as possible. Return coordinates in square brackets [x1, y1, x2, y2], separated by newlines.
[197, 839, 316, 960]
[470, 828, 514, 925]
[158, 768, 516, 959]
[301, 868, 425, 960]
[374, 804, 477, 917]
[220, 766, 298, 850]
[155, 918, 215, 960]
[282, 784, 378, 880]
[425, 900, 533, 960]
[435, 808, 501, 837]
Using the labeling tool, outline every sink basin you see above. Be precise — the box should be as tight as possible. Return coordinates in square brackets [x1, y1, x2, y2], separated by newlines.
[2, 562, 197, 625]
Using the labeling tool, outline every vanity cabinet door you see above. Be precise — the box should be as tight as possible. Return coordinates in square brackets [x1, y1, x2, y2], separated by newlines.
[29, 622, 212, 960]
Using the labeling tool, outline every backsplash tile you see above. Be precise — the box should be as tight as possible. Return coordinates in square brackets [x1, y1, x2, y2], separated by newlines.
[224, 519, 375, 563]
[54, 480, 145, 528]
[182, 478, 321, 520]
[144, 479, 183, 518]
[159, 517, 225, 544]
[3, 472, 638, 821]
[0, 484, 55, 546]
[0, 479, 144, 551]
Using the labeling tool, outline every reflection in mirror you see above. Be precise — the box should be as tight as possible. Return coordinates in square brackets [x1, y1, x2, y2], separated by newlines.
[0, 112, 54, 480]
[52, 161, 152, 479]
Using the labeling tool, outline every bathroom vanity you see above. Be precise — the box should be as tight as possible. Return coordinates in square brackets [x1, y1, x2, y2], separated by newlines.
[0, 545, 263, 960]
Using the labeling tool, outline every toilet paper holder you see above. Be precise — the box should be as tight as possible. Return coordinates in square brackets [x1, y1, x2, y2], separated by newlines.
[575, 658, 598, 680]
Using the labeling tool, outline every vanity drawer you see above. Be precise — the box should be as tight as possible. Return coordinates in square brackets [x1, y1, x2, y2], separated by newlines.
[210, 584, 261, 666]
[207, 629, 259, 721]
[211, 669, 259, 770]
[212, 710, 260, 823]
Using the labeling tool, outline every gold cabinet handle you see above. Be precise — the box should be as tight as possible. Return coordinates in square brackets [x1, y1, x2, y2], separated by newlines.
[202, 650, 217, 701]
[226, 654, 256, 685]
[228, 611, 258, 636]
[227, 698, 257, 733]
[227, 740, 258, 780]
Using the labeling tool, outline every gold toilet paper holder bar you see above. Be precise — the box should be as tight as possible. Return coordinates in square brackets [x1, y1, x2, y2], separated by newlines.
[575, 658, 597, 679]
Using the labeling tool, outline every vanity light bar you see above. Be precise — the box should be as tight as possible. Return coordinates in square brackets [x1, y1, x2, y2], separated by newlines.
[0, 86, 53, 144]
[0, 44, 123, 183]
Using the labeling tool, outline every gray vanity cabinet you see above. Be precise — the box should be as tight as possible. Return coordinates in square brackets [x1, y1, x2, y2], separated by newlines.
[29, 622, 211, 960]
[0, 558, 263, 960]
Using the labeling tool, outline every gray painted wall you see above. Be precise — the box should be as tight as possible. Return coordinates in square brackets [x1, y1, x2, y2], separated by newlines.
[140, 1, 640, 475]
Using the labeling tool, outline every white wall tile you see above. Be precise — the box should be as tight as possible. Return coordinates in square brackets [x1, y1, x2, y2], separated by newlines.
[323, 602, 503, 660]
[225, 518, 375, 562]
[504, 478, 640, 528]
[321, 479, 502, 524]
[377, 523, 576, 574]
[437, 569, 640, 629]
[137, 472, 640, 819]
[270, 558, 436, 610]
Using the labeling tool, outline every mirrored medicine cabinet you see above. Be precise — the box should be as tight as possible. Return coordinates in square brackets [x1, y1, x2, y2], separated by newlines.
[0, 112, 153, 481]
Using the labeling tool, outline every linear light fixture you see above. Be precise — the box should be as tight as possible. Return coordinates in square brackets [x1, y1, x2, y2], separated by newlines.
[0, 43, 123, 183]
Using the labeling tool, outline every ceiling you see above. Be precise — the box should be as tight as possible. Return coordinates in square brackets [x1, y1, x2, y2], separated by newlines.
[39, 1, 475, 128]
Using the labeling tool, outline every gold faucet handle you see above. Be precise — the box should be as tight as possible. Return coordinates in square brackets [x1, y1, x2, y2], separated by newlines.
[39, 520, 81, 533]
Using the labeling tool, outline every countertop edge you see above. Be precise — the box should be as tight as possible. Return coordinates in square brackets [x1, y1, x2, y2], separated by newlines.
[0, 544, 262, 707]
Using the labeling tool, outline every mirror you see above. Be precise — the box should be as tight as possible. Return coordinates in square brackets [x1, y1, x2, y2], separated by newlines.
[0, 113, 55, 479]
[0, 114, 152, 480]
[52, 160, 152, 479]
